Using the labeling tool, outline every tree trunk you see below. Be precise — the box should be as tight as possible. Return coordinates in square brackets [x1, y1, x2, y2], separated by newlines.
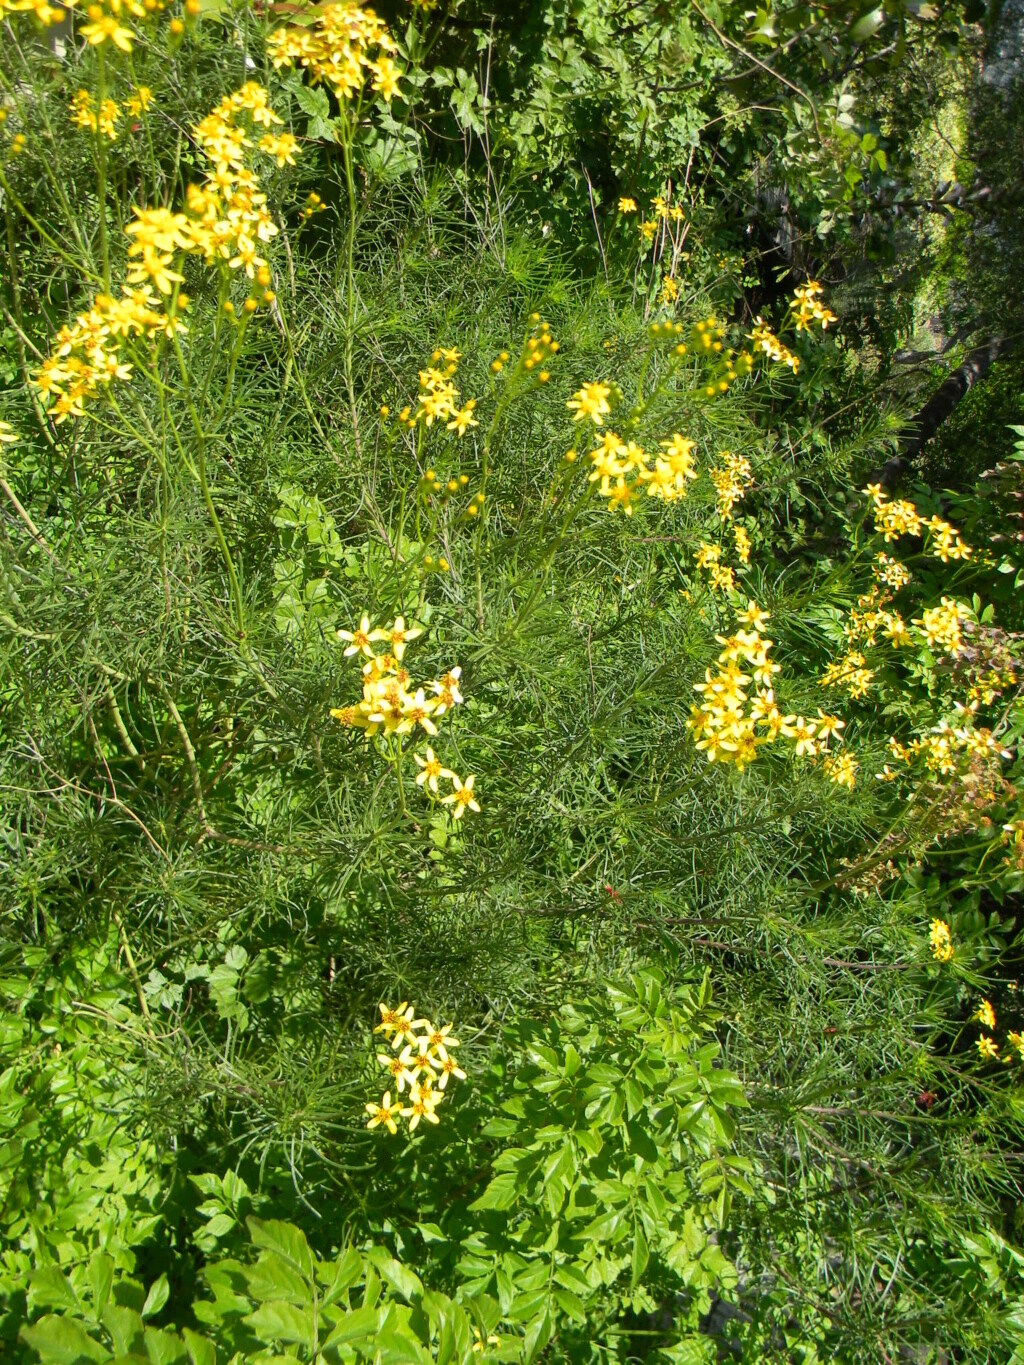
[877, 337, 1008, 486]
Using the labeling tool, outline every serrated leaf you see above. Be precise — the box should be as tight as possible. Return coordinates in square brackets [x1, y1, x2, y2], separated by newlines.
[321, 1304, 379, 1349]
[246, 1220, 314, 1280]
[469, 1172, 518, 1211]
[20, 1316, 111, 1364]
[243, 1301, 315, 1349]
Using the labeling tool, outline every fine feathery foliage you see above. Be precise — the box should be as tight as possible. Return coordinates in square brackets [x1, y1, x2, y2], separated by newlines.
[1, 3, 1023, 1364]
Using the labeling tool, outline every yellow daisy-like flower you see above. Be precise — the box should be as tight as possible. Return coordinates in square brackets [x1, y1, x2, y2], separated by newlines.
[386, 614, 423, 661]
[442, 773, 481, 820]
[975, 999, 996, 1030]
[423, 1021, 460, 1062]
[375, 1000, 413, 1037]
[401, 1080, 441, 1131]
[977, 1035, 1000, 1061]
[377, 1049, 417, 1094]
[618, 196, 637, 212]
[337, 613, 385, 658]
[365, 1090, 399, 1134]
[82, 13, 135, 51]
[567, 381, 612, 426]
[437, 1054, 467, 1089]
[414, 746, 452, 795]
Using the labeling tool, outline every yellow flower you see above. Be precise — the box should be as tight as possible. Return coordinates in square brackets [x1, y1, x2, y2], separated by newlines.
[375, 1000, 413, 1038]
[414, 746, 451, 795]
[386, 615, 423, 661]
[815, 711, 846, 744]
[975, 999, 996, 1030]
[618, 196, 637, 212]
[782, 715, 818, 758]
[442, 773, 480, 820]
[446, 399, 478, 435]
[929, 919, 953, 963]
[82, 12, 135, 51]
[337, 614, 385, 658]
[977, 1035, 1000, 1061]
[377, 1049, 417, 1094]
[1007, 1031, 1024, 1062]
[736, 601, 770, 632]
[396, 688, 439, 737]
[401, 1080, 441, 1130]
[365, 1090, 399, 1134]
[369, 55, 402, 102]
[431, 667, 464, 714]
[437, 1054, 467, 1089]
[567, 381, 612, 426]
[602, 475, 636, 515]
[422, 1021, 460, 1062]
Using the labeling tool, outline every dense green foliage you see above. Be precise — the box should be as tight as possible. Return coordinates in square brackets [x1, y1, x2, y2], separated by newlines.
[1, 2, 1024, 1363]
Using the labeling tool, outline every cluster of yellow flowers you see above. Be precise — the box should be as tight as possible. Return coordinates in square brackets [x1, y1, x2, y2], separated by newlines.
[34, 288, 187, 422]
[711, 449, 754, 521]
[330, 615, 480, 818]
[845, 585, 911, 649]
[366, 1003, 466, 1134]
[694, 542, 738, 593]
[627, 191, 686, 242]
[267, 2, 401, 104]
[686, 603, 851, 774]
[864, 485, 973, 562]
[821, 651, 875, 699]
[1, 0, 180, 47]
[519, 314, 559, 374]
[929, 918, 954, 962]
[70, 87, 154, 140]
[0, 0, 66, 22]
[398, 348, 478, 435]
[300, 190, 327, 220]
[585, 431, 698, 516]
[750, 319, 800, 373]
[791, 281, 838, 332]
[972, 998, 1024, 1064]
[914, 597, 969, 657]
[873, 552, 912, 590]
[883, 721, 1006, 779]
[36, 82, 293, 420]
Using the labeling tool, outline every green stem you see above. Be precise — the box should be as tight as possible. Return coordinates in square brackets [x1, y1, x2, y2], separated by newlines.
[169, 331, 245, 635]
[96, 46, 111, 289]
[394, 737, 407, 816]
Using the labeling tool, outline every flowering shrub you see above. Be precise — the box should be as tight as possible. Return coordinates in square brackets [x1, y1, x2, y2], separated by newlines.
[1, 4, 1023, 1364]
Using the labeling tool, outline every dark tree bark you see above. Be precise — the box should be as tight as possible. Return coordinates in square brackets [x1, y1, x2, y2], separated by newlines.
[876, 336, 1009, 487]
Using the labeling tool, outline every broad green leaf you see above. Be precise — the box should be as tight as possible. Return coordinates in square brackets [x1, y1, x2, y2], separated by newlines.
[631, 1226, 650, 1288]
[181, 1329, 216, 1365]
[322, 1248, 365, 1307]
[141, 1276, 170, 1320]
[365, 1249, 422, 1302]
[246, 1220, 314, 1280]
[244, 1301, 315, 1350]
[88, 1255, 115, 1319]
[470, 1172, 518, 1211]
[20, 1316, 111, 1364]
[321, 1304, 379, 1350]
[143, 1325, 187, 1365]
